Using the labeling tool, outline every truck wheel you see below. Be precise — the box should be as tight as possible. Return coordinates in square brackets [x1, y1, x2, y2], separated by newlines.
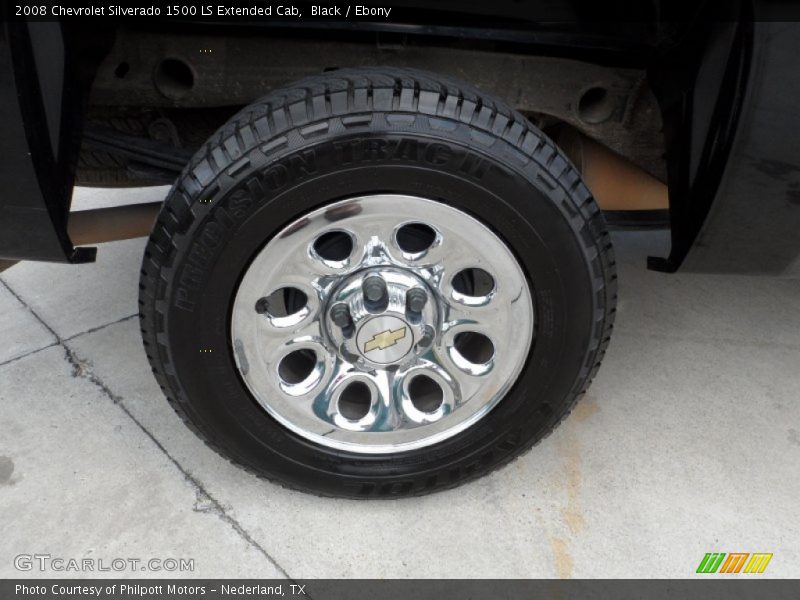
[139, 68, 616, 498]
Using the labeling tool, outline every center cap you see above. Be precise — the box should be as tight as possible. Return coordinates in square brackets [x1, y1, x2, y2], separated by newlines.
[356, 315, 414, 364]
[324, 267, 439, 369]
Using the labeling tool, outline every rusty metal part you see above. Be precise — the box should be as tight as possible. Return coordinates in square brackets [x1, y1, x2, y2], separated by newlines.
[558, 128, 669, 211]
[67, 201, 161, 246]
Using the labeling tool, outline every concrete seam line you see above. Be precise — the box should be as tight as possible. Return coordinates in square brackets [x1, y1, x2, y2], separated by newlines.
[0, 279, 294, 580]
[63, 312, 139, 342]
[0, 342, 60, 368]
[0, 280, 62, 340]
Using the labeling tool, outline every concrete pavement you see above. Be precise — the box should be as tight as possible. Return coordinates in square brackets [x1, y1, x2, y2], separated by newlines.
[1, 187, 798, 579]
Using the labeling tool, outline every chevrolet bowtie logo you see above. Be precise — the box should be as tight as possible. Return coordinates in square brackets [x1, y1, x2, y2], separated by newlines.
[363, 327, 407, 353]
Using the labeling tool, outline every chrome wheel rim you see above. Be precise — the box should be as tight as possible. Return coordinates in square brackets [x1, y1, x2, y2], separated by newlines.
[231, 194, 534, 454]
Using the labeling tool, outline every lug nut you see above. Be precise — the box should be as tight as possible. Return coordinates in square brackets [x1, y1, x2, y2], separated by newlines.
[418, 327, 434, 348]
[363, 276, 387, 303]
[330, 303, 352, 328]
[406, 287, 427, 313]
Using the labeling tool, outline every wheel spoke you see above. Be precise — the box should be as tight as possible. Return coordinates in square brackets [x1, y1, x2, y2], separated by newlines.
[285, 237, 349, 283]
[255, 304, 324, 357]
[442, 301, 497, 335]
[372, 369, 404, 431]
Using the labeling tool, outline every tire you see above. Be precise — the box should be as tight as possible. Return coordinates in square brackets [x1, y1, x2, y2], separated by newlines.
[76, 148, 165, 187]
[76, 111, 163, 187]
[139, 67, 617, 498]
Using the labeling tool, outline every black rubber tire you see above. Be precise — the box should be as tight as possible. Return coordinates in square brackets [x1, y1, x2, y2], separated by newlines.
[75, 148, 165, 187]
[139, 67, 617, 498]
[76, 110, 163, 187]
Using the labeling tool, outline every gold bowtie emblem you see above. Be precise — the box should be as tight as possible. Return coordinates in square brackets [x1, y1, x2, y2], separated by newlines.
[364, 327, 407, 353]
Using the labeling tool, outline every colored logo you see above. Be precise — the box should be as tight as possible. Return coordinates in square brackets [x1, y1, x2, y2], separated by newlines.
[696, 553, 773, 574]
[363, 327, 407, 353]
